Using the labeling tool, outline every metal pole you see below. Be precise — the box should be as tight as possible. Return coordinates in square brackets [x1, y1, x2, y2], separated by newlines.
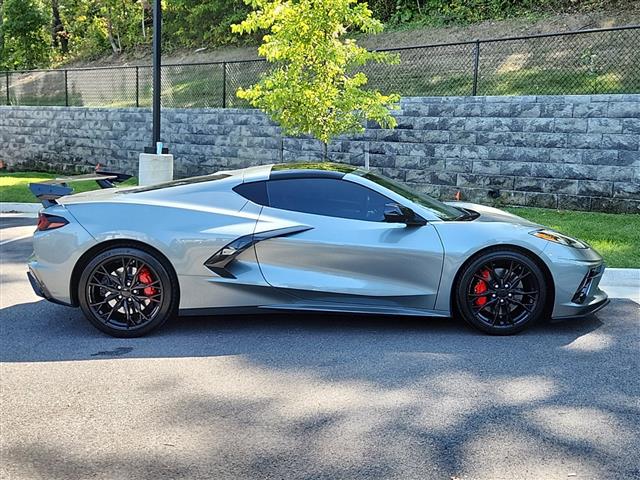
[151, 0, 162, 150]
[135, 66, 140, 108]
[5, 72, 9, 105]
[222, 62, 227, 108]
[471, 39, 480, 96]
[64, 70, 69, 106]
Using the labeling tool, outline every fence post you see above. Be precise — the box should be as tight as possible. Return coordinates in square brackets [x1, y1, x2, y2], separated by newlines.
[5, 72, 9, 105]
[135, 66, 140, 108]
[64, 70, 69, 106]
[471, 39, 480, 96]
[222, 62, 227, 108]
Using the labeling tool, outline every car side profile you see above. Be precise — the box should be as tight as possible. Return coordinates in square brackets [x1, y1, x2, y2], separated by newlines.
[27, 162, 609, 337]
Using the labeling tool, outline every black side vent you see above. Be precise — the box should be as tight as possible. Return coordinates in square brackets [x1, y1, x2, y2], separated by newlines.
[571, 267, 601, 304]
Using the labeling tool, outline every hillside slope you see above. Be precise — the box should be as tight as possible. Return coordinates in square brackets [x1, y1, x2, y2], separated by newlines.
[68, 8, 639, 68]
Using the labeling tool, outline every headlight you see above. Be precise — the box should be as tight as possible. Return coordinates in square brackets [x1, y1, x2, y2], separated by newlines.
[530, 229, 589, 249]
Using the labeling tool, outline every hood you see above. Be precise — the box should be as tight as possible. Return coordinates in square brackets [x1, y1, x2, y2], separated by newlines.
[446, 201, 541, 227]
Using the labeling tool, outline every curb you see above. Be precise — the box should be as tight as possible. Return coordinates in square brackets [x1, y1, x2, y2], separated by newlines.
[601, 268, 640, 287]
[0, 202, 41, 214]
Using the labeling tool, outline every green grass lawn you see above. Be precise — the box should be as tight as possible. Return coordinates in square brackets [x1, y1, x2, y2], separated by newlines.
[0, 171, 137, 203]
[1, 171, 637, 267]
[506, 207, 640, 268]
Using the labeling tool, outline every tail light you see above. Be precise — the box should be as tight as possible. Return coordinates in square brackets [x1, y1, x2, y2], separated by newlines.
[37, 213, 69, 231]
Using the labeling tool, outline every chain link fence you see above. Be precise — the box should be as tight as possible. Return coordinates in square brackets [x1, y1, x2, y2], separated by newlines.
[2, 25, 638, 108]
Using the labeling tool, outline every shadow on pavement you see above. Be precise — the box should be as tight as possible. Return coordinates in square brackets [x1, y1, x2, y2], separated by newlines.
[0, 296, 625, 364]
[2, 298, 638, 479]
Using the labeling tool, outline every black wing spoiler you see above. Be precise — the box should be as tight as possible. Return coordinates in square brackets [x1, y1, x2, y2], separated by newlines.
[29, 170, 132, 207]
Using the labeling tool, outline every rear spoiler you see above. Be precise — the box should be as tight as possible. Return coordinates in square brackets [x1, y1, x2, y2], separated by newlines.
[29, 170, 132, 207]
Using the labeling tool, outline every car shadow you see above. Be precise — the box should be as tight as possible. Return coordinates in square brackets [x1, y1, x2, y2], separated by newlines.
[0, 296, 625, 364]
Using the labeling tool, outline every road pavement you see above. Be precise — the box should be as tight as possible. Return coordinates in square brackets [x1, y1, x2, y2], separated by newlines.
[1, 216, 639, 480]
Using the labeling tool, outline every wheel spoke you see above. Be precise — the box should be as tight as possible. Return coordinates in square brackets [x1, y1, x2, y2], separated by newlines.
[474, 297, 498, 312]
[491, 304, 500, 326]
[504, 304, 515, 325]
[508, 298, 534, 313]
[468, 292, 494, 298]
[104, 298, 124, 323]
[510, 270, 531, 287]
[132, 279, 161, 291]
[90, 293, 117, 308]
[88, 282, 119, 293]
[124, 301, 131, 325]
[96, 266, 119, 286]
[130, 262, 146, 288]
[486, 262, 499, 284]
[134, 294, 161, 304]
[131, 298, 146, 321]
[472, 273, 489, 283]
[511, 289, 538, 296]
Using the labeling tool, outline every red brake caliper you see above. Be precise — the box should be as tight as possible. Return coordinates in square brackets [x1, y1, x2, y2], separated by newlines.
[138, 267, 156, 297]
[474, 269, 491, 306]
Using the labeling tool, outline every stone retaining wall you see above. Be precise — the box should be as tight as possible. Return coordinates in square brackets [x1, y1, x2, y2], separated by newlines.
[1, 94, 638, 212]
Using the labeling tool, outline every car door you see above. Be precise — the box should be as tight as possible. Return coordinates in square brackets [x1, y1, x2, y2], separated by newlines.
[250, 176, 445, 311]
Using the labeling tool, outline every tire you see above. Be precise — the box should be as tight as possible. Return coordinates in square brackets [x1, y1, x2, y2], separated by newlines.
[454, 249, 547, 335]
[78, 247, 178, 337]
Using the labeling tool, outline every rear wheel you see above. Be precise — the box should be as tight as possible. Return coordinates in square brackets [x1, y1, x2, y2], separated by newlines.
[455, 250, 547, 335]
[78, 247, 178, 337]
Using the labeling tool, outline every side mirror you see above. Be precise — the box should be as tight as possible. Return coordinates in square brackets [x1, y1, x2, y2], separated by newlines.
[384, 203, 425, 226]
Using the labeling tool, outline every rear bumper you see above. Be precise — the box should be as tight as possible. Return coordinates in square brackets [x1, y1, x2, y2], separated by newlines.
[27, 268, 73, 307]
[27, 206, 97, 307]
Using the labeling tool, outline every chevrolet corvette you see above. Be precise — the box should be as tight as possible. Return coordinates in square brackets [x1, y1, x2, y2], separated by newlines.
[28, 162, 608, 337]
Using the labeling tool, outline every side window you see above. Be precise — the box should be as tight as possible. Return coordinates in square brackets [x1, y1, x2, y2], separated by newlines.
[234, 181, 268, 206]
[266, 178, 391, 222]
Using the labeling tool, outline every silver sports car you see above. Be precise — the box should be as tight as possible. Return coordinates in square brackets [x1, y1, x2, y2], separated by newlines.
[28, 162, 609, 337]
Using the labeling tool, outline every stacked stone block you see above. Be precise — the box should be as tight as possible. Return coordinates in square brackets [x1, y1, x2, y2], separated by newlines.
[0, 94, 637, 212]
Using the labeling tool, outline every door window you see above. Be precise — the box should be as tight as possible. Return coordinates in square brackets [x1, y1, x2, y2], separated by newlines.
[267, 178, 390, 222]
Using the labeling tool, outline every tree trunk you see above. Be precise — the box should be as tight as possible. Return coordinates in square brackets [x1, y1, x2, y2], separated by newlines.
[51, 0, 68, 54]
[105, 10, 120, 54]
[323, 142, 327, 160]
[140, 0, 152, 38]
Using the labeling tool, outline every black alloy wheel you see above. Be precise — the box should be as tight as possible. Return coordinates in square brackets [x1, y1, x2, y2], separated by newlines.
[78, 247, 178, 337]
[455, 250, 547, 335]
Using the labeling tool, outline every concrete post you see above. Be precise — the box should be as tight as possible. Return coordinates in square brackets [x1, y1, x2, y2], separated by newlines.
[138, 153, 174, 186]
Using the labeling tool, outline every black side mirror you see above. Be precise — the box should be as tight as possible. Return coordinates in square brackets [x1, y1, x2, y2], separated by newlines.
[384, 203, 425, 226]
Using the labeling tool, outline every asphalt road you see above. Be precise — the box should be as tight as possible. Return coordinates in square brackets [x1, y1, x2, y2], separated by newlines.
[1, 216, 639, 480]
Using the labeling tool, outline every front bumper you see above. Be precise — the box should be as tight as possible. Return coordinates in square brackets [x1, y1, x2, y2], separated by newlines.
[553, 296, 610, 320]
[549, 254, 609, 319]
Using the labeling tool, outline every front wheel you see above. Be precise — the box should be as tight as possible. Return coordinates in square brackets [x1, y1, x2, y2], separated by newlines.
[455, 250, 548, 335]
[78, 247, 178, 337]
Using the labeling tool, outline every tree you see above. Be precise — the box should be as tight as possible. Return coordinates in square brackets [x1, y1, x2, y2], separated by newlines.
[231, 0, 400, 155]
[2, 0, 50, 69]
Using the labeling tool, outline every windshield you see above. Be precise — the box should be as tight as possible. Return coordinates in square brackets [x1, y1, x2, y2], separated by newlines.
[355, 170, 464, 220]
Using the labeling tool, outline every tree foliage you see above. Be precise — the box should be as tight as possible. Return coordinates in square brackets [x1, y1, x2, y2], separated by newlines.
[1, 0, 50, 69]
[232, 0, 400, 145]
[0, 0, 632, 70]
[165, 0, 252, 48]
